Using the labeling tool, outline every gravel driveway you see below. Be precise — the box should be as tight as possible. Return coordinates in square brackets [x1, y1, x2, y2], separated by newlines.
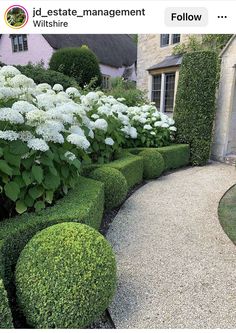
[107, 162, 236, 328]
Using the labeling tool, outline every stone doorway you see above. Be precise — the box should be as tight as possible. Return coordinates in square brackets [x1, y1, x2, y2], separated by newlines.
[227, 81, 236, 155]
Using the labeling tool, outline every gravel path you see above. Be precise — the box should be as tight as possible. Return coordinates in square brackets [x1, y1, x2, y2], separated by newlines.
[107, 162, 236, 328]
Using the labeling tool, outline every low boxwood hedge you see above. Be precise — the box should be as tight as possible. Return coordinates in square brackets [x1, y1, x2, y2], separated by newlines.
[103, 154, 143, 190]
[124, 144, 190, 172]
[0, 177, 104, 290]
[82, 154, 144, 190]
[15, 223, 116, 328]
[0, 279, 13, 328]
[157, 144, 190, 171]
[89, 167, 128, 210]
[138, 149, 165, 179]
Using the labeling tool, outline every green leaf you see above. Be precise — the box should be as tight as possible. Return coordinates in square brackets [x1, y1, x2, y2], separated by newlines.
[4, 181, 20, 201]
[61, 165, 69, 178]
[0, 160, 13, 176]
[44, 174, 60, 190]
[22, 171, 33, 186]
[29, 186, 44, 200]
[21, 155, 35, 170]
[16, 200, 27, 214]
[4, 151, 21, 167]
[9, 141, 29, 155]
[24, 194, 34, 208]
[45, 190, 54, 204]
[32, 165, 44, 184]
[14, 176, 25, 188]
[49, 166, 58, 176]
[40, 155, 54, 167]
[0, 148, 3, 157]
[34, 201, 45, 212]
[72, 159, 81, 170]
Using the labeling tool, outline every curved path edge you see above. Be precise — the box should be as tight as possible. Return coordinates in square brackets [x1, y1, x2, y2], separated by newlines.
[107, 162, 236, 328]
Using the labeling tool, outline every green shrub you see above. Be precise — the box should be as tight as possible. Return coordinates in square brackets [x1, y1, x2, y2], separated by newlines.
[49, 46, 102, 87]
[107, 77, 148, 106]
[16, 64, 78, 89]
[106, 154, 143, 190]
[174, 51, 218, 165]
[90, 167, 128, 210]
[0, 177, 104, 289]
[157, 144, 190, 171]
[123, 144, 190, 172]
[138, 149, 165, 179]
[16, 223, 116, 328]
[0, 279, 13, 328]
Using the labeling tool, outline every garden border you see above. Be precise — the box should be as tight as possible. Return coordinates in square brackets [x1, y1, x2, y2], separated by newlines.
[0, 144, 190, 328]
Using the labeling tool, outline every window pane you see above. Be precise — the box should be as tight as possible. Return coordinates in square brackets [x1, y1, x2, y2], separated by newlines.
[23, 35, 28, 51]
[164, 73, 176, 113]
[172, 34, 180, 44]
[152, 74, 162, 109]
[160, 34, 170, 47]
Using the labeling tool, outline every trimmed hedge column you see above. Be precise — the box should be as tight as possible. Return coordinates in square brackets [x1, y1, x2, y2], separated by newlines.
[0, 279, 13, 328]
[174, 51, 218, 166]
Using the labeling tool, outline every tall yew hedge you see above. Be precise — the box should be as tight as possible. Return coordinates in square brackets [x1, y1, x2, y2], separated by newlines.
[174, 51, 218, 165]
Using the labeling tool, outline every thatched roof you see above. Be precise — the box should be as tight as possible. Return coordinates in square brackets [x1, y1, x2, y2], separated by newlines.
[43, 34, 137, 68]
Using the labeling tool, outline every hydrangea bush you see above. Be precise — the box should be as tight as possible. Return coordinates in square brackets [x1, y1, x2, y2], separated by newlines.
[0, 65, 176, 214]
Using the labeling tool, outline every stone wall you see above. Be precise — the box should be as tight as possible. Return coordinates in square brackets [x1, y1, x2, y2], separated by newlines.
[137, 34, 200, 95]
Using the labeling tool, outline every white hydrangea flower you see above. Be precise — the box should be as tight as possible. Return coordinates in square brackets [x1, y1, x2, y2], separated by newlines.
[0, 108, 24, 124]
[36, 83, 52, 92]
[64, 151, 76, 161]
[144, 124, 152, 130]
[169, 126, 177, 131]
[105, 137, 115, 146]
[130, 127, 138, 139]
[27, 138, 49, 152]
[12, 101, 38, 114]
[53, 84, 63, 92]
[161, 123, 169, 128]
[0, 66, 20, 77]
[150, 131, 156, 136]
[69, 125, 85, 136]
[10, 74, 35, 88]
[67, 134, 90, 150]
[91, 114, 99, 120]
[94, 119, 108, 132]
[0, 130, 19, 141]
[154, 121, 163, 127]
[66, 87, 81, 98]
[0, 87, 21, 99]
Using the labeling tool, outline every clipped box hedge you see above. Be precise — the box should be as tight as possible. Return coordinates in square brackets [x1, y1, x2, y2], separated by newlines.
[0, 279, 13, 328]
[124, 144, 190, 172]
[82, 153, 144, 190]
[174, 51, 218, 166]
[106, 154, 144, 190]
[0, 177, 104, 292]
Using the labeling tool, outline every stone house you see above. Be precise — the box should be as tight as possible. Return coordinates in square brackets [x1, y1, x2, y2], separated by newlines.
[0, 34, 137, 89]
[137, 34, 236, 162]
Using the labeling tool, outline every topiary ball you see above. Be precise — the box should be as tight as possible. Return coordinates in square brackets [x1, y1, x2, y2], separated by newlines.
[138, 149, 165, 179]
[15, 222, 116, 328]
[89, 167, 128, 210]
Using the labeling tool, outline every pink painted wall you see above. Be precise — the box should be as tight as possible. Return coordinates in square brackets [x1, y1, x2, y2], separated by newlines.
[0, 34, 136, 81]
[0, 34, 54, 67]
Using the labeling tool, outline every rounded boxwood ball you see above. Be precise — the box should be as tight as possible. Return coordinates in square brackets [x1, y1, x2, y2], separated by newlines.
[15, 222, 117, 328]
[90, 167, 128, 210]
[139, 149, 165, 179]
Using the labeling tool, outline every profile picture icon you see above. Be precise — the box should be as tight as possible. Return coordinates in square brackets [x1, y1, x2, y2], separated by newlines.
[5, 5, 29, 29]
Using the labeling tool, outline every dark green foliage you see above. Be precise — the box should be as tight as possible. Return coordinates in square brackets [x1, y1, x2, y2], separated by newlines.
[218, 184, 236, 245]
[15, 223, 116, 328]
[157, 144, 190, 171]
[174, 51, 218, 165]
[90, 167, 128, 210]
[16, 64, 78, 89]
[123, 144, 190, 172]
[49, 46, 102, 87]
[106, 154, 144, 190]
[0, 279, 13, 328]
[107, 77, 148, 106]
[0, 177, 104, 289]
[138, 149, 165, 179]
